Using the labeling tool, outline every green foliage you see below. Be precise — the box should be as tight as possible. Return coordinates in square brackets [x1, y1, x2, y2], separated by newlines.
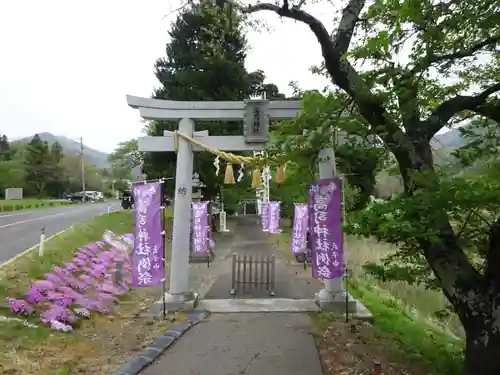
[23, 135, 53, 196]
[346, 167, 500, 289]
[107, 139, 142, 180]
[345, 0, 500, 123]
[0, 134, 12, 161]
[0, 199, 73, 212]
[0, 160, 25, 193]
[453, 119, 499, 168]
[265, 91, 386, 210]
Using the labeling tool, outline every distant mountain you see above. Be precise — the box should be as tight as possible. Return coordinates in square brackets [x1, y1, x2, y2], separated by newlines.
[434, 128, 466, 148]
[15, 132, 110, 168]
[430, 130, 460, 166]
[433, 123, 490, 149]
[376, 126, 477, 196]
[431, 124, 491, 166]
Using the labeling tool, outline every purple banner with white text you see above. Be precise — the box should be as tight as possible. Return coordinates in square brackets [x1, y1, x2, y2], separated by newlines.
[131, 182, 164, 287]
[308, 178, 343, 279]
[268, 201, 281, 234]
[191, 201, 209, 252]
[261, 202, 269, 231]
[291, 203, 308, 253]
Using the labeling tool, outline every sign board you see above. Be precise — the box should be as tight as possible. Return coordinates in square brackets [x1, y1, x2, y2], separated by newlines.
[244, 100, 269, 143]
[5, 188, 23, 200]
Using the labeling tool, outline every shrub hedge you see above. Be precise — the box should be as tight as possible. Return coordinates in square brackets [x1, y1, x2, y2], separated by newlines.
[0, 200, 74, 212]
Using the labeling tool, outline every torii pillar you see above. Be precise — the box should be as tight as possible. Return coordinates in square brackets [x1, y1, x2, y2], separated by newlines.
[126, 95, 302, 310]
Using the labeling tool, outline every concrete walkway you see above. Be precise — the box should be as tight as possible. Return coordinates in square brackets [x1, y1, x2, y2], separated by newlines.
[141, 313, 323, 375]
[142, 216, 324, 375]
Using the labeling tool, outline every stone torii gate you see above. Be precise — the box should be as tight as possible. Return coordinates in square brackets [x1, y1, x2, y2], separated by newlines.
[126, 95, 349, 312]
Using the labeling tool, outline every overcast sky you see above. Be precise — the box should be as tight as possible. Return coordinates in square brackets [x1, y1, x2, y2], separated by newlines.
[0, 0, 338, 153]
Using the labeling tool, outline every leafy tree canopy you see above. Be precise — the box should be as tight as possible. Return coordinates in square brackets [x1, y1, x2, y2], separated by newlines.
[142, 1, 286, 199]
[107, 139, 142, 180]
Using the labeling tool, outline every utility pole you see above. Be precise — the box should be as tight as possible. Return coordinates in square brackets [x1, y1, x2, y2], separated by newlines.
[80, 137, 86, 192]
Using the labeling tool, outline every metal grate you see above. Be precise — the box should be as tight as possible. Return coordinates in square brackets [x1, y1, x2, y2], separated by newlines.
[230, 253, 275, 296]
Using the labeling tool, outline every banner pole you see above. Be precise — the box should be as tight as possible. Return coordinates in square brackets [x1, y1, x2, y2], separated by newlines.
[314, 148, 346, 307]
[160, 180, 167, 319]
[161, 205, 166, 319]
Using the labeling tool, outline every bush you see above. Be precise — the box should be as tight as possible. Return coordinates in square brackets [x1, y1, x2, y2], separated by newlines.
[49, 202, 54, 206]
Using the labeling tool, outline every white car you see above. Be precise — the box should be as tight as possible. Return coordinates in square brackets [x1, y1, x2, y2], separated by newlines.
[83, 191, 103, 202]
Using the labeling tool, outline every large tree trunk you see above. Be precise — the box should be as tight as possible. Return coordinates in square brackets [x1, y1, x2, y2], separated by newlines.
[462, 218, 500, 374]
[400, 141, 500, 375]
[462, 302, 500, 375]
[390, 137, 488, 374]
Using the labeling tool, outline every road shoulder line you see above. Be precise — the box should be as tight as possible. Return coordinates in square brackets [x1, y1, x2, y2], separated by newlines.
[0, 226, 73, 269]
[0, 207, 119, 269]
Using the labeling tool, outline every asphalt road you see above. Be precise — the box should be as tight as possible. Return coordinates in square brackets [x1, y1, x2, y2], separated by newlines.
[0, 201, 121, 265]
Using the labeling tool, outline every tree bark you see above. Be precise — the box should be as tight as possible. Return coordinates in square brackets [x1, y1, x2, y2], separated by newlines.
[397, 140, 500, 375]
[462, 302, 500, 375]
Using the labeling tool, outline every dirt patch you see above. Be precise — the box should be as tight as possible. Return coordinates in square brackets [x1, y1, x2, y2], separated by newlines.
[313, 318, 432, 375]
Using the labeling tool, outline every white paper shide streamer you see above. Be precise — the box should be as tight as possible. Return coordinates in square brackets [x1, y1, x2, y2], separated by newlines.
[237, 164, 244, 183]
[213, 156, 220, 176]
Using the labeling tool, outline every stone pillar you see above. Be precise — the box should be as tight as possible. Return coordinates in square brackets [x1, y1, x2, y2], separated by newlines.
[166, 118, 197, 307]
[314, 148, 355, 312]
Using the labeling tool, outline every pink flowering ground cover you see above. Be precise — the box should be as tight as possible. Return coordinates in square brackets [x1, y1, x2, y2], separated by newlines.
[5, 233, 135, 332]
[0, 211, 174, 375]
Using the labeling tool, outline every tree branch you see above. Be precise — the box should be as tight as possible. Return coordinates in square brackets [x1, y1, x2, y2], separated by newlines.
[233, 0, 398, 132]
[457, 210, 474, 238]
[231, 0, 432, 187]
[425, 82, 500, 139]
[475, 99, 500, 123]
[331, 0, 365, 55]
[410, 35, 500, 75]
[296, 0, 307, 8]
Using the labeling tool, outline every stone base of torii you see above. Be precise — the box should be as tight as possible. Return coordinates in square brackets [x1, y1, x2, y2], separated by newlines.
[126, 95, 361, 314]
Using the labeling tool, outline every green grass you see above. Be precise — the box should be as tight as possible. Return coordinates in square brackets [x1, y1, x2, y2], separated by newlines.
[343, 235, 464, 338]
[270, 222, 464, 374]
[0, 198, 74, 212]
[347, 279, 464, 375]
